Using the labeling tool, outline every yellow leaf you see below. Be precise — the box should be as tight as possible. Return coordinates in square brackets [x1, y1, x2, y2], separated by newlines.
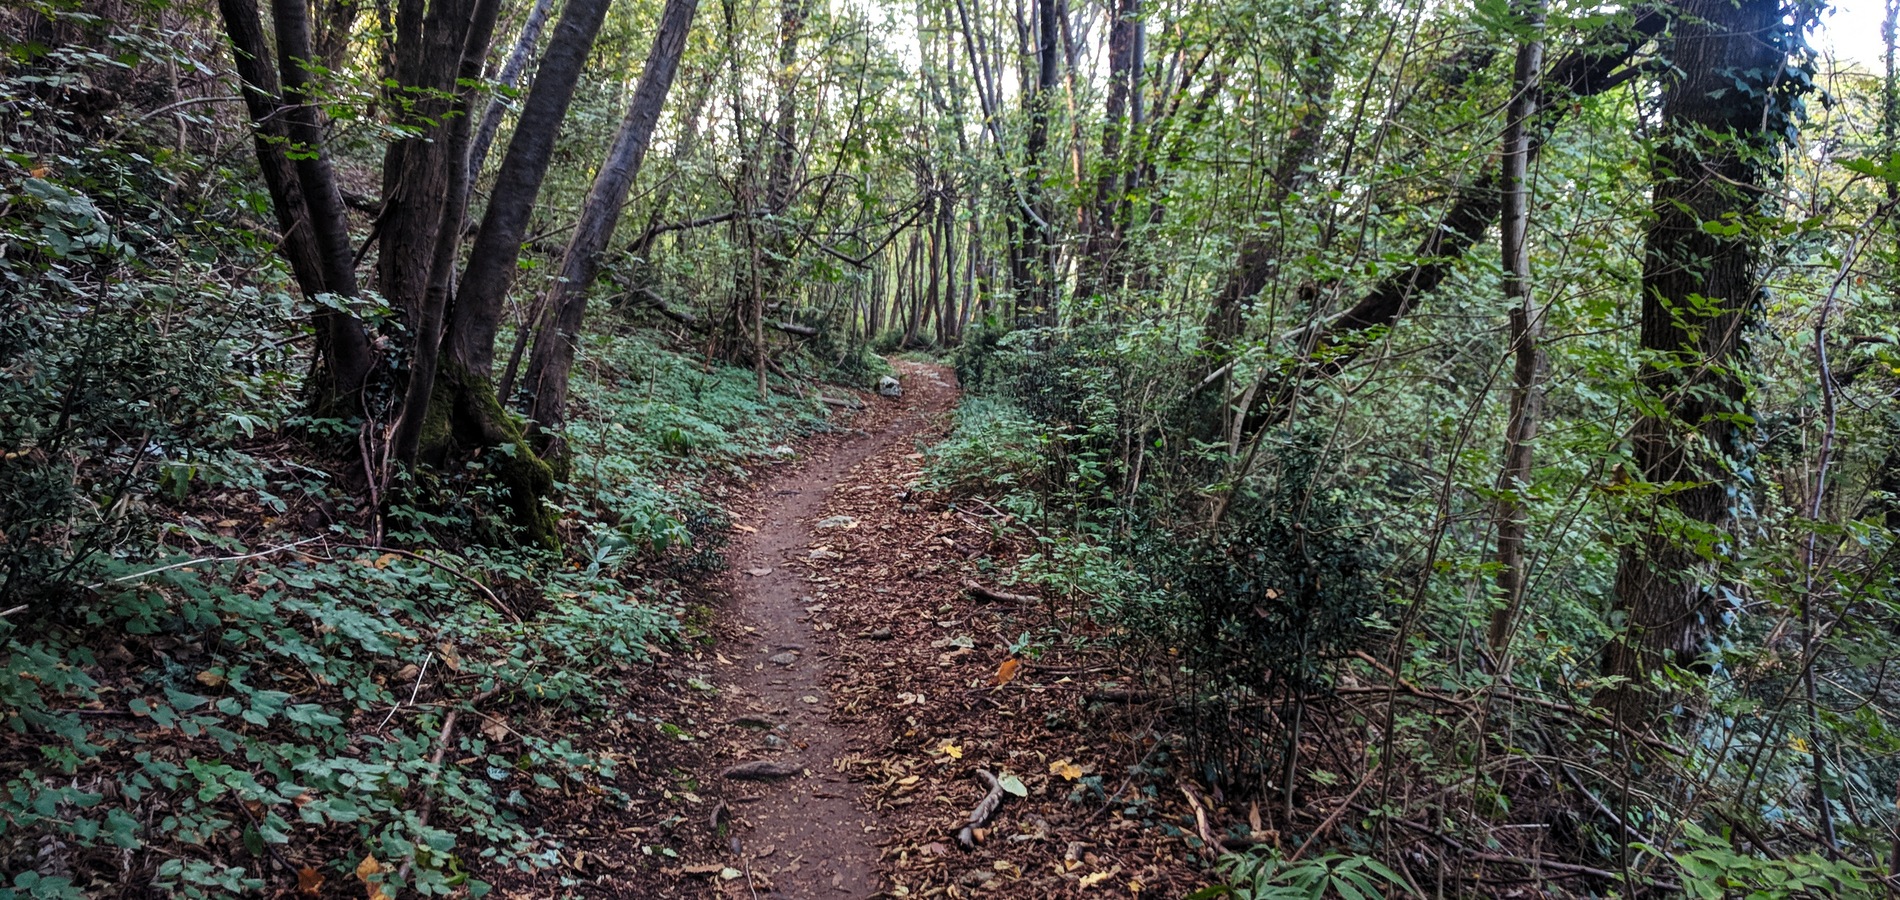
[994, 658, 1021, 686]
[1128, 878, 1143, 894]
[373, 553, 398, 569]
[1049, 759, 1083, 781]
[938, 742, 962, 759]
[195, 670, 225, 687]
[297, 866, 325, 895]
[1079, 871, 1112, 888]
[354, 855, 389, 900]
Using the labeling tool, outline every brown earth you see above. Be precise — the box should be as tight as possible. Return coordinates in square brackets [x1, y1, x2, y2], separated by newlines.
[495, 360, 1209, 898]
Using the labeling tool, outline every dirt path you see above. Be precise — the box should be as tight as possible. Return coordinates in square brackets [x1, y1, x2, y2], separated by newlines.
[712, 360, 960, 896]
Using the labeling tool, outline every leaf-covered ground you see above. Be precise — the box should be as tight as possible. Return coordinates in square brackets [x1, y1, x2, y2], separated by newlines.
[489, 362, 1217, 898]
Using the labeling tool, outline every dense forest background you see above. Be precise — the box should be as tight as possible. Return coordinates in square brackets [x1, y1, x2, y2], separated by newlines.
[6, 0, 1900, 894]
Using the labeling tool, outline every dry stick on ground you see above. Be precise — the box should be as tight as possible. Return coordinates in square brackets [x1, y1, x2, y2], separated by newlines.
[1287, 763, 1380, 863]
[81, 536, 326, 590]
[964, 580, 1037, 603]
[1179, 783, 1227, 860]
[956, 769, 1008, 848]
[1354, 802, 1682, 893]
[397, 687, 500, 884]
[358, 545, 523, 623]
[1081, 720, 1164, 826]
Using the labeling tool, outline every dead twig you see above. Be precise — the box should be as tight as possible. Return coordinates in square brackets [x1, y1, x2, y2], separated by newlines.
[1288, 763, 1380, 862]
[1180, 782, 1227, 860]
[356, 545, 522, 624]
[82, 536, 325, 591]
[397, 687, 500, 883]
[955, 769, 1007, 848]
[964, 580, 1038, 603]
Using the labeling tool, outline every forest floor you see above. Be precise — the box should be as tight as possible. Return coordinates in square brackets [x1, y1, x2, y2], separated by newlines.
[492, 360, 1208, 898]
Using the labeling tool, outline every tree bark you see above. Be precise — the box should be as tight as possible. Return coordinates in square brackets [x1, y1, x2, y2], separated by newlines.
[467, 0, 559, 198]
[450, 0, 616, 383]
[1075, 0, 1138, 303]
[1487, 0, 1547, 657]
[1598, 0, 1794, 726]
[389, 0, 504, 466]
[1020, 0, 1060, 323]
[218, 0, 374, 413]
[522, 0, 701, 457]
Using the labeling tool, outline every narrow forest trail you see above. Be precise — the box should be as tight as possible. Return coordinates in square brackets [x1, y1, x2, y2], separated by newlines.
[709, 360, 961, 896]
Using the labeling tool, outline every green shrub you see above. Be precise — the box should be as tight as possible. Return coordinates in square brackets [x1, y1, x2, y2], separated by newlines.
[923, 397, 1048, 496]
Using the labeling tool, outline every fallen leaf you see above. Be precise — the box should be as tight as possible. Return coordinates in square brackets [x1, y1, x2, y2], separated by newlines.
[1050, 759, 1083, 781]
[373, 553, 398, 569]
[994, 658, 1022, 686]
[938, 742, 963, 759]
[1079, 871, 1112, 888]
[998, 773, 1027, 797]
[747, 567, 773, 577]
[195, 670, 225, 687]
[354, 855, 389, 900]
[297, 866, 324, 895]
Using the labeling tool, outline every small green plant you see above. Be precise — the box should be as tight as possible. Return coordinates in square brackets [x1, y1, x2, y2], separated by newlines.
[1647, 824, 1885, 900]
[1190, 849, 1419, 900]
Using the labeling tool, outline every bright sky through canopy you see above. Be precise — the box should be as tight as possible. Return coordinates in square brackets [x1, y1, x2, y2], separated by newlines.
[1819, 0, 1889, 66]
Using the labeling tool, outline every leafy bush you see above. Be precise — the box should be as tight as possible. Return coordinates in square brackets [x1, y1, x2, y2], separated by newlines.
[923, 397, 1048, 496]
[1195, 850, 1417, 900]
[0, 64, 299, 603]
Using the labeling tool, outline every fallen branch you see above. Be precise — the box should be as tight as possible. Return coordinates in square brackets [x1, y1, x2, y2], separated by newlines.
[1085, 689, 1161, 705]
[769, 319, 819, 337]
[1288, 764, 1379, 862]
[1356, 801, 1682, 893]
[83, 536, 325, 591]
[724, 760, 802, 780]
[359, 545, 522, 624]
[1180, 783, 1227, 860]
[398, 687, 499, 884]
[955, 769, 1007, 848]
[964, 581, 1038, 604]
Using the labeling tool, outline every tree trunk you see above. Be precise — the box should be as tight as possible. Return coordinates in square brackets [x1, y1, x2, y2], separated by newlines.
[467, 0, 558, 198]
[389, 0, 503, 465]
[1598, 0, 1794, 726]
[523, 0, 701, 458]
[219, 0, 376, 414]
[449, 0, 616, 385]
[1015, 0, 1060, 323]
[1075, 0, 1137, 303]
[1487, 0, 1546, 657]
[1226, 7, 1667, 443]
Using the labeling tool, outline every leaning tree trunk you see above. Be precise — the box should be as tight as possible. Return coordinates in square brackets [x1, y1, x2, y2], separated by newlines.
[1598, 0, 1796, 727]
[422, 0, 614, 451]
[216, 0, 374, 414]
[522, 0, 701, 460]
[466, 0, 558, 199]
